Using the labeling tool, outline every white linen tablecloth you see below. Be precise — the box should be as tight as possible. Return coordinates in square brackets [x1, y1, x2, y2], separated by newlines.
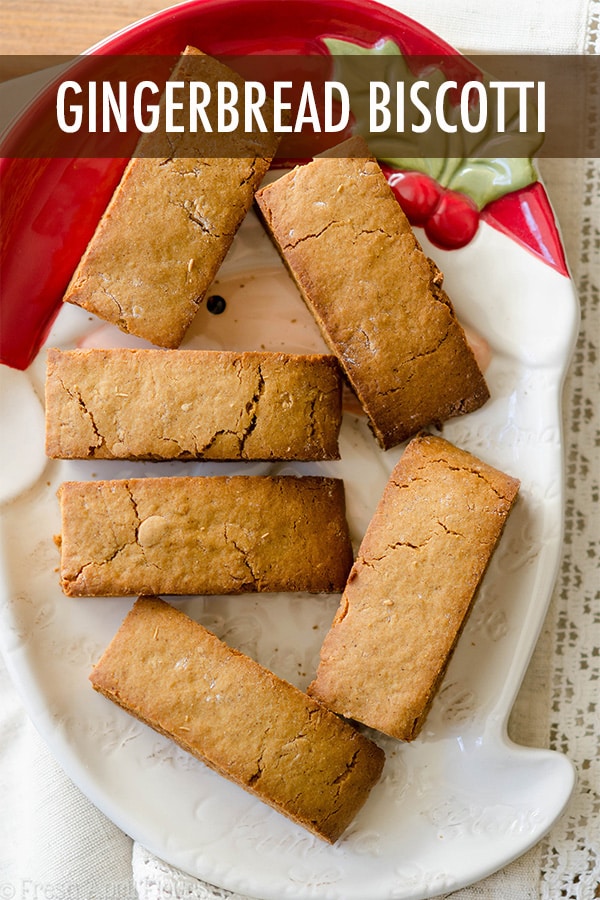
[1, 1, 598, 898]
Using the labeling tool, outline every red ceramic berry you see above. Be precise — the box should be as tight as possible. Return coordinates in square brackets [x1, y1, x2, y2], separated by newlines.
[384, 169, 442, 226]
[425, 190, 479, 249]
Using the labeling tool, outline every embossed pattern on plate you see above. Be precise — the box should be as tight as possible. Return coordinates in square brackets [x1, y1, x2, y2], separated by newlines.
[0, 203, 577, 899]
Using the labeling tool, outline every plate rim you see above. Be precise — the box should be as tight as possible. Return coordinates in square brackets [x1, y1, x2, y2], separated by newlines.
[0, 1, 580, 897]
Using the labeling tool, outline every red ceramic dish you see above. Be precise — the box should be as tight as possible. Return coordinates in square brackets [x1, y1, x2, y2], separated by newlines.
[0, 0, 568, 370]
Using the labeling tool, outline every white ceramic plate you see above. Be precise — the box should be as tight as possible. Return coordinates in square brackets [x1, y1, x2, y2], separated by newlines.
[0, 0, 579, 894]
[0, 195, 578, 898]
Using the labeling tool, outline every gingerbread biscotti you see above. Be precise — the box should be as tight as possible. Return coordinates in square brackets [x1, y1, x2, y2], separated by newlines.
[57, 474, 353, 597]
[45, 347, 342, 461]
[308, 433, 520, 741]
[90, 597, 384, 842]
[63, 46, 281, 349]
[255, 137, 489, 450]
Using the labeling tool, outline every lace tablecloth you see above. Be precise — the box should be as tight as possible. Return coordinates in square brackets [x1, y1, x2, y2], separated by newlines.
[1, 1, 598, 898]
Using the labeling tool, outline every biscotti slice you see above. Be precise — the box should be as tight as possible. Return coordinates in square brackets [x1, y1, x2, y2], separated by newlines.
[63, 46, 281, 349]
[57, 475, 352, 597]
[90, 597, 384, 842]
[308, 433, 520, 741]
[255, 136, 489, 450]
[45, 347, 342, 461]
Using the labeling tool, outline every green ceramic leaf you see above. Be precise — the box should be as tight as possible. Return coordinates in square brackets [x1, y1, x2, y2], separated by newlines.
[446, 157, 538, 209]
[323, 36, 539, 209]
[322, 37, 403, 57]
[378, 156, 446, 180]
[322, 36, 429, 161]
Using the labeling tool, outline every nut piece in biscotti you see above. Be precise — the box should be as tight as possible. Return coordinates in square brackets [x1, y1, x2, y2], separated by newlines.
[90, 597, 385, 843]
[57, 475, 353, 597]
[45, 347, 342, 461]
[62, 46, 281, 349]
[255, 136, 489, 450]
[308, 433, 520, 741]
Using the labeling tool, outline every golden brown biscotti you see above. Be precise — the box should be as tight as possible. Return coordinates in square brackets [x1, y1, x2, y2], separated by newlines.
[45, 347, 342, 461]
[63, 46, 281, 349]
[255, 137, 489, 450]
[57, 475, 353, 597]
[90, 597, 385, 843]
[308, 433, 520, 741]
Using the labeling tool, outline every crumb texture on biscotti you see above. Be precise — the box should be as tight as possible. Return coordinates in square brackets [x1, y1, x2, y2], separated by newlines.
[255, 138, 489, 449]
[58, 475, 353, 597]
[308, 433, 520, 740]
[90, 596, 385, 843]
[45, 348, 342, 461]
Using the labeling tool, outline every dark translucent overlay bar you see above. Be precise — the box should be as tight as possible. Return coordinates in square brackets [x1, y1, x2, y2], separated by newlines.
[0, 54, 597, 159]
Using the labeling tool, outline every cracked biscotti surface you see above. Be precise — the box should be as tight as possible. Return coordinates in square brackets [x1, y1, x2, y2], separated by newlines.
[308, 433, 520, 741]
[62, 47, 281, 349]
[255, 137, 489, 450]
[90, 597, 385, 843]
[45, 347, 342, 461]
[57, 474, 353, 597]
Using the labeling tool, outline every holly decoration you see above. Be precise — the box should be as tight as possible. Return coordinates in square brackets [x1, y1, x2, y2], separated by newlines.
[382, 168, 480, 249]
[322, 37, 566, 273]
